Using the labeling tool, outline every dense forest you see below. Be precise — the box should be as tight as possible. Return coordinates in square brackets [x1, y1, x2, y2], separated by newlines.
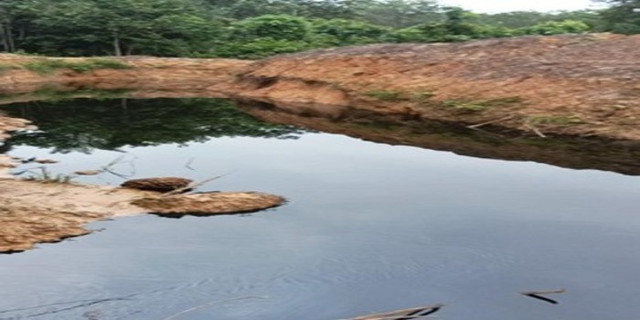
[0, 0, 637, 59]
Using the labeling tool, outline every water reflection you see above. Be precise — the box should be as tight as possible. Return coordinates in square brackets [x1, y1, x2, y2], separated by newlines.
[237, 99, 640, 176]
[0, 98, 305, 154]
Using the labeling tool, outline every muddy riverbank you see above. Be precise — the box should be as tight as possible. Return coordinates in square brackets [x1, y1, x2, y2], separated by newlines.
[2, 33, 640, 252]
[3, 34, 640, 142]
[0, 105, 284, 253]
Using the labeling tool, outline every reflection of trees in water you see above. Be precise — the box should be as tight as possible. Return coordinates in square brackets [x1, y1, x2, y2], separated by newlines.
[0, 98, 306, 153]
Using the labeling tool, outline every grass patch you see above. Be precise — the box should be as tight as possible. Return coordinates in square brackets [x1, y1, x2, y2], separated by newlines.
[22, 58, 133, 75]
[410, 91, 436, 101]
[17, 167, 75, 184]
[526, 114, 584, 126]
[0, 63, 18, 75]
[0, 86, 132, 103]
[365, 90, 404, 101]
[442, 96, 523, 113]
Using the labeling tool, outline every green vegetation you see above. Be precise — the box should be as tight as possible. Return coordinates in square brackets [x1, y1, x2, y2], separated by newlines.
[367, 89, 437, 102]
[366, 90, 405, 101]
[410, 91, 436, 101]
[22, 58, 132, 75]
[527, 114, 584, 126]
[0, 0, 627, 60]
[0, 63, 17, 74]
[600, 0, 640, 34]
[20, 167, 75, 184]
[442, 97, 523, 113]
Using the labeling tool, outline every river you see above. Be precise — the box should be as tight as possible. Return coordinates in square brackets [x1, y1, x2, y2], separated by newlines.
[1, 98, 639, 320]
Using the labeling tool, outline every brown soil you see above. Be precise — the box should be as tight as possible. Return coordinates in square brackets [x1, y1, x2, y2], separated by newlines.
[0, 176, 285, 253]
[121, 177, 193, 192]
[134, 192, 285, 217]
[2, 33, 640, 252]
[3, 34, 640, 142]
[236, 33, 640, 141]
[0, 55, 251, 100]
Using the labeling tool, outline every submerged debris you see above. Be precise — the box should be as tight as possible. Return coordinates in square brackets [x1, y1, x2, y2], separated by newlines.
[520, 288, 566, 304]
[74, 170, 102, 176]
[121, 177, 193, 192]
[132, 192, 285, 217]
[34, 158, 58, 164]
[348, 304, 444, 320]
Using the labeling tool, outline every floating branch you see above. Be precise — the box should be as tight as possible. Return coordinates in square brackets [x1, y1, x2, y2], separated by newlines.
[347, 304, 445, 320]
[520, 288, 566, 304]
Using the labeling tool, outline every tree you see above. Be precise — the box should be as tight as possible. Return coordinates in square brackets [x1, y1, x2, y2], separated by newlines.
[522, 20, 591, 35]
[599, 0, 640, 33]
[354, 0, 443, 28]
[311, 19, 389, 45]
[3, 0, 220, 56]
[230, 14, 311, 41]
[0, 0, 42, 53]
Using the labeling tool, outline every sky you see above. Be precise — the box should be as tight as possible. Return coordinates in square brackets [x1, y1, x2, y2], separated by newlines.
[437, 0, 607, 13]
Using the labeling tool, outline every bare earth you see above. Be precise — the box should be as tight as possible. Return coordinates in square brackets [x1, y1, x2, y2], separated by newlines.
[237, 33, 640, 140]
[2, 33, 640, 252]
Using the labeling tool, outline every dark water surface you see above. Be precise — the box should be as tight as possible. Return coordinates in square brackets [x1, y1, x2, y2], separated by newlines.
[1, 99, 640, 320]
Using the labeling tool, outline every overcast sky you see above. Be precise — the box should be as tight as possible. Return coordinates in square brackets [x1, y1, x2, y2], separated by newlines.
[437, 0, 607, 13]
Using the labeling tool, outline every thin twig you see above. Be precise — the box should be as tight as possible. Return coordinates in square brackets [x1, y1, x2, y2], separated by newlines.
[160, 296, 268, 320]
[162, 175, 224, 196]
[103, 155, 127, 169]
[185, 157, 195, 171]
[163, 171, 236, 196]
[520, 289, 566, 305]
[467, 115, 516, 129]
[520, 289, 566, 295]
[102, 167, 132, 179]
[523, 123, 547, 138]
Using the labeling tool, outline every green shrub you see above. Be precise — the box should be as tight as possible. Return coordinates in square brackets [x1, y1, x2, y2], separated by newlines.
[231, 14, 311, 41]
[442, 96, 523, 113]
[366, 90, 404, 101]
[410, 91, 436, 101]
[527, 115, 584, 126]
[23, 58, 132, 74]
[0, 64, 17, 74]
[522, 20, 591, 35]
[212, 38, 311, 59]
[311, 19, 389, 45]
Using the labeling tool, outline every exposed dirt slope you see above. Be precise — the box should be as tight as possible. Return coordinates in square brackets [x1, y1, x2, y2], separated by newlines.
[236, 33, 640, 140]
[3, 34, 640, 140]
[0, 55, 250, 101]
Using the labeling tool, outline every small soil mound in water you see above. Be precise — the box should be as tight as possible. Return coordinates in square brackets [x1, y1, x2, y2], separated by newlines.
[132, 192, 286, 217]
[121, 177, 192, 192]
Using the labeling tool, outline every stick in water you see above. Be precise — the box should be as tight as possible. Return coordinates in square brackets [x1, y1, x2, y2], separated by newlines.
[520, 289, 566, 304]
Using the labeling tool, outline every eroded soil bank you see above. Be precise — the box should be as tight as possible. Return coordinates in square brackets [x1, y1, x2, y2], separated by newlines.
[236, 33, 640, 141]
[2, 33, 640, 252]
[3, 34, 640, 141]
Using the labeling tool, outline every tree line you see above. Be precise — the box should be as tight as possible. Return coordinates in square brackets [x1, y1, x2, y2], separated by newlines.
[0, 0, 636, 59]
